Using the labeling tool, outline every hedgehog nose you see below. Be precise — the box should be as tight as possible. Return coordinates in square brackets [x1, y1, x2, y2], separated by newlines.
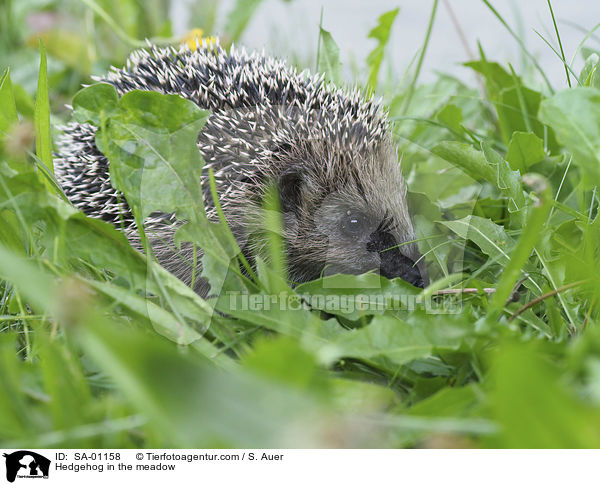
[367, 231, 426, 288]
[399, 264, 425, 288]
[379, 253, 425, 288]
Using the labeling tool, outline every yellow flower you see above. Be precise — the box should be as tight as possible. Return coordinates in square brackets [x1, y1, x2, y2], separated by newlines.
[181, 29, 218, 51]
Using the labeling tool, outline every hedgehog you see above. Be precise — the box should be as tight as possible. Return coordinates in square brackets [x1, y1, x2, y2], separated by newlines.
[55, 41, 425, 295]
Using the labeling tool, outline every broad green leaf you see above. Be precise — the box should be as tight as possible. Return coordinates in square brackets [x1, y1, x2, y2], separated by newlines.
[432, 141, 495, 183]
[539, 87, 600, 185]
[215, 287, 330, 340]
[496, 85, 544, 144]
[295, 273, 420, 321]
[242, 336, 329, 395]
[72, 83, 118, 125]
[464, 60, 551, 145]
[72, 84, 248, 311]
[506, 131, 545, 172]
[317, 27, 342, 86]
[481, 142, 526, 226]
[330, 379, 397, 414]
[408, 384, 482, 419]
[464, 60, 513, 94]
[489, 342, 600, 448]
[441, 215, 513, 265]
[321, 312, 473, 369]
[435, 103, 463, 134]
[366, 8, 399, 91]
[94, 89, 208, 222]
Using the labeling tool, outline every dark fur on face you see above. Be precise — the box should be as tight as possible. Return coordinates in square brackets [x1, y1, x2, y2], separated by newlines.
[222, 128, 424, 289]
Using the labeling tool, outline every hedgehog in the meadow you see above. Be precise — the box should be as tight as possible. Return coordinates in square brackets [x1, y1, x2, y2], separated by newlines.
[55, 41, 425, 294]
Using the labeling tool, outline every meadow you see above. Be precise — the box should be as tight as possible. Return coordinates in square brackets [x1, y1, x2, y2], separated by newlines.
[1, 0, 600, 448]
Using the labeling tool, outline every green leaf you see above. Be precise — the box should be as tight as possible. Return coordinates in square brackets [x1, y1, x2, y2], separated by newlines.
[242, 336, 329, 395]
[481, 142, 527, 226]
[85, 279, 203, 345]
[486, 174, 552, 321]
[12, 82, 35, 119]
[539, 87, 600, 185]
[435, 103, 463, 134]
[77, 317, 318, 447]
[489, 342, 600, 448]
[441, 215, 513, 265]
[496, 85, 545, 144]
[366, 7, 399, 91]
[464, 60, 514, 94]
[317, 27, 342, 86]
[506, 131, 545, 172]
[37, 331, 93, 437]
[0, 69, 19, 136]
[295, 273, 420, 321]
[432, 141, 495, 183]
[72, 83, 118, 125]
[94, 89, 208, 223]
[0, 166, 216, 342]
[0, 334, 33, 442]
[0, 244, 57, 313]
[321, 312, 473, 369]
[464, 59, 551, 145]
[580, 53, 600, 88]
[34, 40, 53, 175]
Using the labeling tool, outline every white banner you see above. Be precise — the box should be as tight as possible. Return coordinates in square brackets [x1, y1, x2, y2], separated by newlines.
[1, 448, 597, 485]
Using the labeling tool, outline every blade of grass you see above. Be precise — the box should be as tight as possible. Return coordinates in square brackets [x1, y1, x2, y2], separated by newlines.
[208, 169, 260, 286]
[315, 6, 324, 72]
[533, 30, 581, 86]
[569, 21, 600, 68]
[402, 0, 438, 114]
[486, 174, 552, 322]
[79, 0, 174, 47]
[546, 0, 571, 87]
[480, 0, 554, 94]
[34, 40, 53, 178]
[507, 63, 533, 133]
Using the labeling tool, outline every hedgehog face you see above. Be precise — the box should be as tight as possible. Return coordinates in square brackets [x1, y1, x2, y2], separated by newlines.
[276, 141, 425, 288]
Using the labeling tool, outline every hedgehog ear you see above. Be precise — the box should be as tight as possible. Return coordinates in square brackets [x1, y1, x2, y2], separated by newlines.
[278, 167, 305, 215]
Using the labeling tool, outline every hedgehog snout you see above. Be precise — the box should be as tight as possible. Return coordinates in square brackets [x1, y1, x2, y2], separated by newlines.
[366, 230, 425, 288]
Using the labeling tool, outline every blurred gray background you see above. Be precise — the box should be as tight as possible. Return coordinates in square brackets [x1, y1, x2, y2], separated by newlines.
[170, 0, 600, 88]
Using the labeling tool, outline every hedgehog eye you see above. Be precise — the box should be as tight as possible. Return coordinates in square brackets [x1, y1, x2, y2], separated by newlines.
[340, 210, 367, 237]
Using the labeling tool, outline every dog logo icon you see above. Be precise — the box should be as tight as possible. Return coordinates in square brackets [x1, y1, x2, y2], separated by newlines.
[3, 451, 50, 482]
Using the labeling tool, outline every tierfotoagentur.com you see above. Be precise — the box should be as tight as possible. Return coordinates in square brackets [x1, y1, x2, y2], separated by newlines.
[224, 291, 462, 314]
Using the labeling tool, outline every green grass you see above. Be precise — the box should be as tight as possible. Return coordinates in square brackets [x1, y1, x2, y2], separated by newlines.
[1, 0, 600, 448]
